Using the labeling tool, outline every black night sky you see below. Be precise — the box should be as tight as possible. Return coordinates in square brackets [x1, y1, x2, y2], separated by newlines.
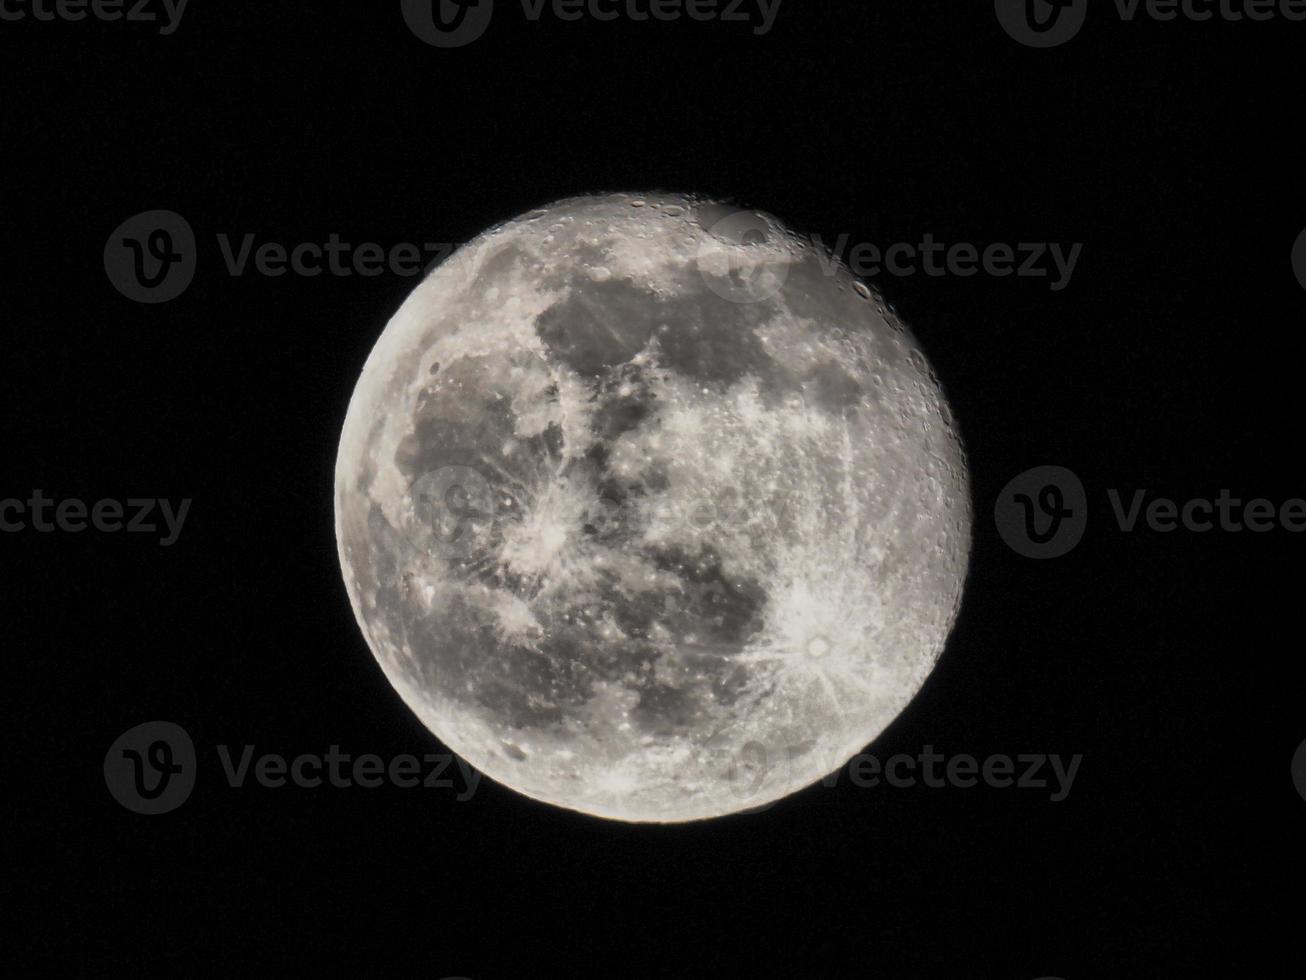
[4, 1, 1301, 975]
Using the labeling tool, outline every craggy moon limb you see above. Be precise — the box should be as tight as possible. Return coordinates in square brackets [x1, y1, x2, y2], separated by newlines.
[335, 193, 970, 822]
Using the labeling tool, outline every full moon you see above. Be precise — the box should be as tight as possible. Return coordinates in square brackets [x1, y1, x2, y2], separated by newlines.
[335, 193, 970, 822]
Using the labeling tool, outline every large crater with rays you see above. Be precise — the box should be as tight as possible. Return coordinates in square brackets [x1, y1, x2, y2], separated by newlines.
[335, 192, 970, 822]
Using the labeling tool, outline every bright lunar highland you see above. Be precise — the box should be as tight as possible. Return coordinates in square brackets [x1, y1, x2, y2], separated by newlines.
[335, 193, 970, 822]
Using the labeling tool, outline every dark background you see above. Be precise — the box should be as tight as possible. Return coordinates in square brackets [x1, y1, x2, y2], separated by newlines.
[4, 0, 1301, 975]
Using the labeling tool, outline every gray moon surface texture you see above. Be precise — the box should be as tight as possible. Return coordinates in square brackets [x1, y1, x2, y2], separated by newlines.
[335, 193, 971, 822]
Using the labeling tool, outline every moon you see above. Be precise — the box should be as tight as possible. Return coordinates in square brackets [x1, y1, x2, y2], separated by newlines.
[334, 193, 970, 822]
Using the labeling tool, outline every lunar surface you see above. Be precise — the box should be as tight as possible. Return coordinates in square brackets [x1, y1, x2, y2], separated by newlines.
[335, 193, 970, 822]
